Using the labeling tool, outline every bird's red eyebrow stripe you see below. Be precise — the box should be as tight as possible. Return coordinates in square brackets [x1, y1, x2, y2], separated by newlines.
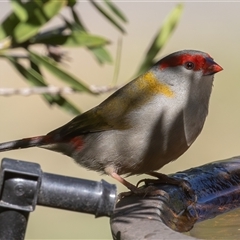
[159, 54, 210, 71]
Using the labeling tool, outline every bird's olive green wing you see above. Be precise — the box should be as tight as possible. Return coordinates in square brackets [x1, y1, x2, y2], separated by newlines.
[47, 108, 114, 138]
[47, 71, 171, 139]
[47, 81, 137, 139]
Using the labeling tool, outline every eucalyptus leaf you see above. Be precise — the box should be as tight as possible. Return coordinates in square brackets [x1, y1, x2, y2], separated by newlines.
[103, 0, 127, 23]
[70, 6, 85, 29]
[46, 95, 81, 115]
[31, 30, 109, 47]
[30, 26, 66, 44]
[90, 46, 112, 64]
[2, 54, 80, 115]
[0, 1, 40, 41]
[39, 0, 66, 20]
[28, 61, 81, 114]
[29, 59, 44, 81]
[64, 10, 112, 65]
[2, 55, 44, 86]
[89, 0, 125, 34]
[28, 50, 95, 94]
[67, 0, 77, 7]
[13, 0, 67, 43]
[61, 15, 74, 30]
[0, 13, 20, 41]
[11, 0, 28, 22]
[136, 4, 183, 76]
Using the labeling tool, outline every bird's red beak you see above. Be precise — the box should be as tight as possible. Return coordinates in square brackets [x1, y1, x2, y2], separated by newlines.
[203, 58, 223, 76]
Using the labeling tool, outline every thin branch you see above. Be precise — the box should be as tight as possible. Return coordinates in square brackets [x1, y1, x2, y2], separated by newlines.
[0, 85, 120, 96]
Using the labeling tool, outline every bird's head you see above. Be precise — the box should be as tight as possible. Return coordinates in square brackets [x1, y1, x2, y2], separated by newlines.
[154, 50, 223, 87]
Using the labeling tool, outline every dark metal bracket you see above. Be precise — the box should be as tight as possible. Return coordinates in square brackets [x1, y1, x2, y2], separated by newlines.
[0, 158, 116, 240]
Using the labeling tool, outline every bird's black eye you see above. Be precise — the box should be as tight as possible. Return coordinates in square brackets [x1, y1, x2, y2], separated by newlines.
[184, 61, 194, 70]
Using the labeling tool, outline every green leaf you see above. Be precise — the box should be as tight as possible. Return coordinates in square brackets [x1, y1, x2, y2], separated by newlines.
[89, 0, 125, 34]
[63, 9, 112, 65]
[90, 46, 112, 64]
[43, 0, 66, 18]
[28, 50, 95, 94]
[61, 15, 74, 30]
[13, 0, 67, 43]
[0, 13, 20, 41]
[30, 30, 109, 47]
[2, 55, 43, 86]
[67, 0, 77, 7]
[0, 1, 47, 42]
[1, 54, 80, 115]
[70, 6, 85, 29]
[27, 62, 81, 114]
[45, 95, 81, 115]
[103, 0, 127, 23]
[136, 3, 183, 76]
[11, 0, 28, 22]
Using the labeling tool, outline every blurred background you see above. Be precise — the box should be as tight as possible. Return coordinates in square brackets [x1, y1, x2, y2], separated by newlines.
[0, 1, 240, 239]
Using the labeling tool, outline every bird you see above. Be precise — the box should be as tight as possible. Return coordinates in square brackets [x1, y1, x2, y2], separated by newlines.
[0, 50, 222, 195]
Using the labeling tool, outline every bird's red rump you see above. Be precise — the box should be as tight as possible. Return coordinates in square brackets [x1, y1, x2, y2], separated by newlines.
[159, 54, 210, 71]
[70, 136, 84, 151]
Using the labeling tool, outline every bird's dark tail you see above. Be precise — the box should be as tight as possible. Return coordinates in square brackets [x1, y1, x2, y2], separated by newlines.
[0, 135, 50, 152]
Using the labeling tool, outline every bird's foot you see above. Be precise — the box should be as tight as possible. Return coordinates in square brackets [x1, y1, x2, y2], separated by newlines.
[118, 185, 170, 200]
[137, 172, 197, 204]
[108, 171, 169, 200]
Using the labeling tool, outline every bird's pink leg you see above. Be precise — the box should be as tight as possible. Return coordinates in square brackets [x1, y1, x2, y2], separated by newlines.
[105, 167, 168, 198]
[108, 171, 138, 192]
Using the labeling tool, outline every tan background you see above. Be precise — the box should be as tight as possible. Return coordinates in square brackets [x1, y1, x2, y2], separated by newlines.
[0, 1, 240, 239]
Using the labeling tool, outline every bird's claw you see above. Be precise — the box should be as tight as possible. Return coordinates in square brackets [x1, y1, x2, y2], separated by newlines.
[136, 177, 197, 205]
[178, 179, 197, 204]
[118, 185, 170, 201]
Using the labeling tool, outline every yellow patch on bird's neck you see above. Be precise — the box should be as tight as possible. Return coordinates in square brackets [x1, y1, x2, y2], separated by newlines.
[139, 72, 174, 97]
